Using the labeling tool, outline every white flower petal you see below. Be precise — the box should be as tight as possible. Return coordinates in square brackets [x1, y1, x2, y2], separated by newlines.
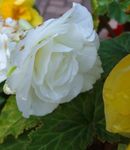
[61, 74, 84, 103]
[82, 57, 103, 92]
[59, 3, 93, 38]
[0, 34, 9, 83]
[16, 87, 59, 118]
[77, 45, 97, 73]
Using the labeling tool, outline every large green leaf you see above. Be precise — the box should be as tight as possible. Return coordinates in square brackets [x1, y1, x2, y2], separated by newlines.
[0, 81, 103, 150]
[0, 82, 100, 150]
[0, 96, 41, 143]
[0, 81, 128, 150]
[27, 91, 96, 150]
[0, 135, 28, 150]
[25, 80, 126, 150]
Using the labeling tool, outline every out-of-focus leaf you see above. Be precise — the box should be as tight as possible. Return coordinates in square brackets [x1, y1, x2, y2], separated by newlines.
[94, 0, 130, 23]
[108, 2, 130, 23]
[118, 144, 127, 150]
[96, 0, 113, 15]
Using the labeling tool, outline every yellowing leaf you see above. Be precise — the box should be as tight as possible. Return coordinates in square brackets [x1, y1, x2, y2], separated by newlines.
[103, 54, 130, 134]
[0, 96, 41, 143]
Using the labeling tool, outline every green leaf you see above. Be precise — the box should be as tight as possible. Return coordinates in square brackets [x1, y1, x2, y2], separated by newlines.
[0, 96, 5, 107]
[99, 32, 130, 77]
[118, 144, 127, 150]
[23, 80, 125, 150]
[0, 83, 4, 93]
[94, 0, 130, 23]
[0, 83, 7, 110]
[0, 135, 28, 150]
[95, 0, 113, 15]
[120, 0, 130, 10]
[108, 2, 130, 23]
[0, 81, 128, 149]
[0, 96, 41, 143]
[95, 118, 129, 143]
[27, 94, 94, 150]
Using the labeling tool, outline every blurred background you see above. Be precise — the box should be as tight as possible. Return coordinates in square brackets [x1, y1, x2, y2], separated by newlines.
[36, 0, 91, 20]
[35, 0, 130, 40]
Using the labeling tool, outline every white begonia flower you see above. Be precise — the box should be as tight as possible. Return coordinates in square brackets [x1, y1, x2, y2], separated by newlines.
[0, 34, 10, 82]
[7, 3, 103, 118]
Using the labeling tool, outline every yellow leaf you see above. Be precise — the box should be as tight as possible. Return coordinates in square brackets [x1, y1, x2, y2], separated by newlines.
[103, 54, 130, 134]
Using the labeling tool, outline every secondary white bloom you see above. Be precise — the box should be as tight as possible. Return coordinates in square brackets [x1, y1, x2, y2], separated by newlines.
[0, 34, 9, 82]
[0, 18, 32, 83]
[0, 18, 26, 41]
[7, 3, 103, 117]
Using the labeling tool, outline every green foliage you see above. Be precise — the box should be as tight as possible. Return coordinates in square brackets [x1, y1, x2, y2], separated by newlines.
[0, 96, 5, 107]
[27, 80, 127, 150]
[0, 83, 7, 109]
[0, 96, 41, 143]
[120, 0, 130, 10]
[108, 1, 130, 23]
[0, 135, 28, 150]
[0, 83, 3, 93]
[94, 0, 113, 15]
[0, 80, 127, 150]
[26, 80, 102, 150]
[118, 144, 127, 150]
[93, 0, 130, 23]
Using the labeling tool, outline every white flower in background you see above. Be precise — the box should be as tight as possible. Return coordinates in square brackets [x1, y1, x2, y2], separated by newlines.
[0, 18, 32, 83]
[0, 34, 9, 82]
[7, 3, 103, 118]
[0, 18, 27, 41]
